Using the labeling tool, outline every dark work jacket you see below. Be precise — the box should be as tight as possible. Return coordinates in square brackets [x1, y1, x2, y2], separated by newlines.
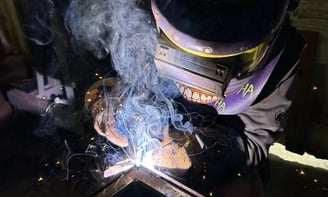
[174, 18, 306, 172]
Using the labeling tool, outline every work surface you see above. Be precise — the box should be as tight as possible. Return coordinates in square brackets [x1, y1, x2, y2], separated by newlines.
[0, 114, 327, 197]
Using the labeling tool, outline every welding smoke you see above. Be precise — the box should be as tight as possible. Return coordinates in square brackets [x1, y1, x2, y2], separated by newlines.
[19, 0, 55, 46]
[65, 0, 192, 160]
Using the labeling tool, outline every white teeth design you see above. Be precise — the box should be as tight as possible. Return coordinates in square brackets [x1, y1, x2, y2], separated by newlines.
[201, 94, 207, 102]
[179, 86, 216, 103]
[179, 86, 185, 94]
[192, 92, 200, 102]
[184, 88, 192, 100]
[207, 96, 212, 102]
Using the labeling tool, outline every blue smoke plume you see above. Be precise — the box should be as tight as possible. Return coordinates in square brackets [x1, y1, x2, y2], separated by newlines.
[65, 0, 192, 163]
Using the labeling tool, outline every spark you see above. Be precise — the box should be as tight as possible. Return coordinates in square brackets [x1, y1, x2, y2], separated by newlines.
[312, 86, 318, 91]
[299, 169, 305, 175]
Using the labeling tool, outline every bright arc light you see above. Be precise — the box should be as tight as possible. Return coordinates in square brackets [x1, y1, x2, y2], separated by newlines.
[139, 151, 155, 169]
[103, 151, 156, 178]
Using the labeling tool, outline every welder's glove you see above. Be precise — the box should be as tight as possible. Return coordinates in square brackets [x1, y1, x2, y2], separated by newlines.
[94, 109, 129, 147]
[84, 78, 128, 147]
[88, 78, 172, 148]
[94, 109, 172, 148]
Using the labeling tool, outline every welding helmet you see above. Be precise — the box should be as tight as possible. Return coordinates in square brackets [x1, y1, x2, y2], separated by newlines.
[152, 0, 289, 103]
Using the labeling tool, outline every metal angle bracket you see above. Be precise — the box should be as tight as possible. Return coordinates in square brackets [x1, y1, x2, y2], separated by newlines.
[94, 166, 204, 197]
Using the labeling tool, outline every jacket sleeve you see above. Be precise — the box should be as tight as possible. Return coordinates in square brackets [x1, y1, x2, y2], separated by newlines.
[235, 23, 306, 168]
[238, 63, 297, 167]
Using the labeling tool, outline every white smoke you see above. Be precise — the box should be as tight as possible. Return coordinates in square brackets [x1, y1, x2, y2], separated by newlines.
[65, 0, 192, 161]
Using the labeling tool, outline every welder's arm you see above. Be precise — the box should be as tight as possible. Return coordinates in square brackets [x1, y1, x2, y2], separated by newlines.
[236, 24, 306, 168]
[237, 71, 296, 168]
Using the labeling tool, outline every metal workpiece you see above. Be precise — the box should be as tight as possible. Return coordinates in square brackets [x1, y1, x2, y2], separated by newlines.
[96, 137, 197, 196]
[95, 165, 204, 197]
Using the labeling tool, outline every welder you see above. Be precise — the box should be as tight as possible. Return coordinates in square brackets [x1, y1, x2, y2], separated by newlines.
[149, 0, 306, 181]
[103, 0, 304, 178]
[79, 0, 306, 187]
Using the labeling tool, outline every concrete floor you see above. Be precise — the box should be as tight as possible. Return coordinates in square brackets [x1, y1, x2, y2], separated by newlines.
[265, 154, 328, 197]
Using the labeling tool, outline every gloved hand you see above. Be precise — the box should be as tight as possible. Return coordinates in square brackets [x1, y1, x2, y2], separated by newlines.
[93, 109, 129, 147]
[93, 109, 172, 148]
[87, 78, 173, 148]
[85, 78, 129, 147]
